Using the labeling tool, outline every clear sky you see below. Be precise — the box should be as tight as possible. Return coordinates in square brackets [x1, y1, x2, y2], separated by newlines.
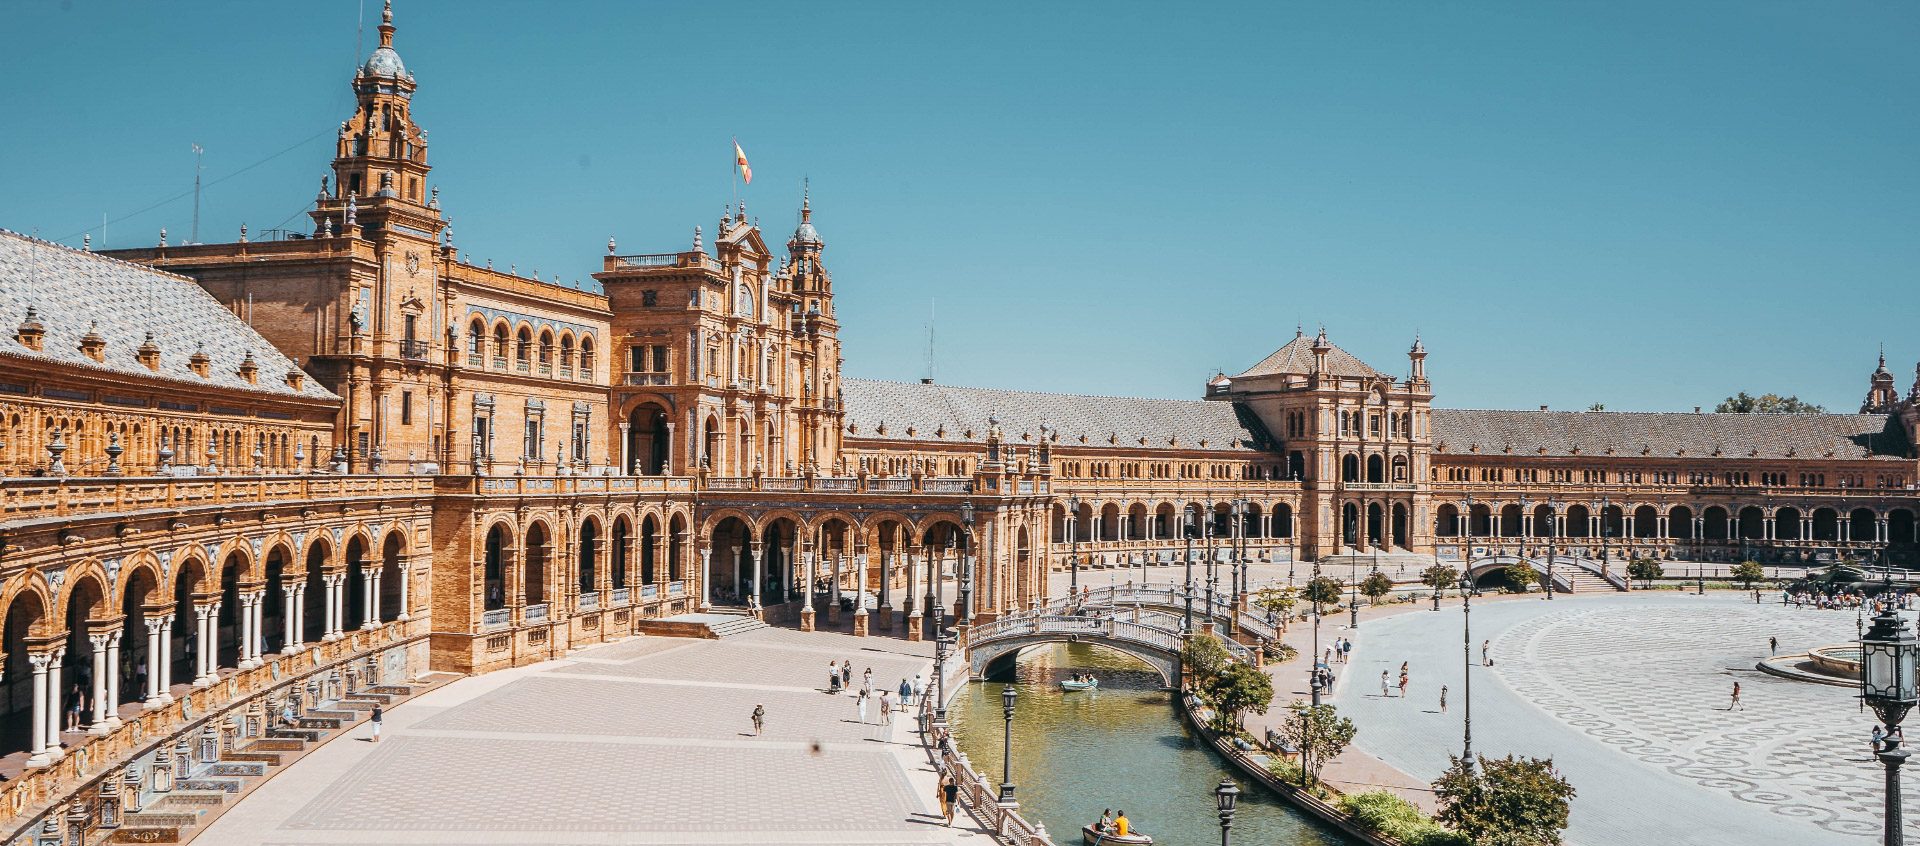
[3, 1, 1915, 413]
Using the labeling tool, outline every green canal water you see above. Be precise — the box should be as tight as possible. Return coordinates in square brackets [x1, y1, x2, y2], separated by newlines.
[948, 643, 1352, 846]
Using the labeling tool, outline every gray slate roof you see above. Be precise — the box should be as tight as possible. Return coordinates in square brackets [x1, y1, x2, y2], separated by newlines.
[0, 230, 337, 401]
[1431, 409, 1909, 462]
[1233, 333, 1386, 380]
[842, 378, 1264, 451]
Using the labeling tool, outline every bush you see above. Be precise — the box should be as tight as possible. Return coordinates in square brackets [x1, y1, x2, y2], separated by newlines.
[1339, 791, 1468, 846]
[1267, 758, 1334, 800]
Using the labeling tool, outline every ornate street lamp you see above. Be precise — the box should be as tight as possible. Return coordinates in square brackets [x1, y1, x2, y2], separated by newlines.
[1067, 495, 1082, 600]
[1183, 505, 1197, 633]
[933, 629, 954, 724]
[1458, 570, 1477, 775]
[1231, 498, 1249, 622]
[1310, 563, 1323, 707]
[1215, 778, 1240, 846]
[960, 501, 975, 628]
[999, 683, 1019, 805]
[1205, 503, 1218, 623]
[1860, 586, 1917, 846]
[1544, 498, 1560, 600]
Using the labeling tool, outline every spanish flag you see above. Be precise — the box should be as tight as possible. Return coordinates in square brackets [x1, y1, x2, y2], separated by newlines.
[734, 140, 752, 185]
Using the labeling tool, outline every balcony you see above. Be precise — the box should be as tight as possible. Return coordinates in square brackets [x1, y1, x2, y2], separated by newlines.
[641, 583, 659, 600]
[609, 587, 630, 607]
[624, 372, 672, 386]
[1342, 482, 1417, 492]
[577, 592, 599, 613]
[399, 339, 430, 360]
[481, 608, 511, 631]
[523, 603, 549, 623]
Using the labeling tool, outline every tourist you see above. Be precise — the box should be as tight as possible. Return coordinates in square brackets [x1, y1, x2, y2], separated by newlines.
[1341, 638, 1353, 662]
[913, 674, 926, 706]
[1729, 681, 1743, 711]
[65, 683, 84, 733]
[1872, 724, 1884, 754]
[841, 660, 853, 688]
[828, 659, 841, 693]
[856, 689, 869, 724]
[1482, 639, 1491, 666]
[863, 666, 873, 693]
[751, 704, 765, 736]
[1440, 684, 1448, 713]
[1098, 808, 1114, 833]
[1380, 670, 1391, 697]
[1115, 809, 1132, 837]
[369, 704, 383, 743]
[880, 691, 893, 726]
[899, 677, 914, 706]
[939, 772, 959, 825]
[280, 699, 297, 727]
[1769, 636, 1778, 655]
[1398, 669, 1409, 699]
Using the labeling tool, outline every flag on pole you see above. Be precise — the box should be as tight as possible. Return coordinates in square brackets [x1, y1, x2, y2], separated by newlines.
[733, 139, 752, 185]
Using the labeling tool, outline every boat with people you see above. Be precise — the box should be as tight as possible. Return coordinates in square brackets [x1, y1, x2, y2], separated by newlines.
[1082, 823, 1152, 844]
[1061, 673, 1100, 691]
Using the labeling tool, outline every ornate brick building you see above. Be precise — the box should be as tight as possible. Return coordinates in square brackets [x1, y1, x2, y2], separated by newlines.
[0, 3, 1915, 838]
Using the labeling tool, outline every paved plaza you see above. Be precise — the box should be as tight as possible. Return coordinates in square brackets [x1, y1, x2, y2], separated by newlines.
[199, 629, 985, 845]
[1331, 592, 1920, 846]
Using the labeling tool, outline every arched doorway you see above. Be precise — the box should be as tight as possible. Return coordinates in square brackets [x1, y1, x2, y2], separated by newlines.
[523, 523, 550, 609]
[612, 517, 632, 594]
[379, 532, 405, 622]
[303, 542, 329, 643]
[172, 558, 207, 690]
[2, 591, 47, 753]
[344, 536, 368, 631]
[577, 518, 601, 600]
[120, 565, 158, 707]
[668, 514, 687, 582]
[709, 517, 753, 606]
[627, 403, 670, 475]
[484, 525, 508, 611]
[216, 552, 245, 668]
[62, 575, 107, 735]
[261, 546, 289, 654]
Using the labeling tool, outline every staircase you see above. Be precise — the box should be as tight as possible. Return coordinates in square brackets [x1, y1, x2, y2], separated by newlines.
[636, 609, 770, 639]
[107, 680, 440, 844]
[1557, 571, 1623, 593]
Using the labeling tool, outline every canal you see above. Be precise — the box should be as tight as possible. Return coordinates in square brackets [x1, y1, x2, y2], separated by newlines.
[948, 643, 1352, 846]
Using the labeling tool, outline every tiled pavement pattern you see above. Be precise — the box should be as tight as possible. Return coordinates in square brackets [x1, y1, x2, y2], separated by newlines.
[198, 629, 981, 845]
[1334, 593, 1920, 846]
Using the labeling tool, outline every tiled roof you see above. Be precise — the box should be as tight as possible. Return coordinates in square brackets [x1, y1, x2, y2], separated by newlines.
[1431, 409, 1909, 462]
[842, 378, 1266, 451]
[1233, 333, 1386, 380]
[0, 230, 337, 401]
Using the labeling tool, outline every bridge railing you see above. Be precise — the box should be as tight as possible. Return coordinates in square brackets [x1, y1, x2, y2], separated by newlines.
[1048, 586, 1280, 641]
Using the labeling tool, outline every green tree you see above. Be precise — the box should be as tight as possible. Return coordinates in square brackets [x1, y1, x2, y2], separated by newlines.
[1182, 632, 1231, 685]
[1433, 754, 1577, 846]
[1304, 575, 1343, 612]
[1361, 571, 1395, 606]
[1422, 564, 1461, 594]
[1504, 563, 1539, 593]
[1731, 560, 1765, 589]
[1626, 557, 1663, 589]
[1202, 660, 1275, 734]
[1255, 585, 1298, 620]
[1275, 702, 1357, 787]
[1715, 391, 1825, 414]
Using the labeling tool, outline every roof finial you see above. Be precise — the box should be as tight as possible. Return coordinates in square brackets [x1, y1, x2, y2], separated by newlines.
[693, 225, 703, 252]
[379, 0, 396, 48]
[801, 177, 811, 222]
[608, 235, 617, 254]
[82, 234, 90, 252]
[1295, 321, 1303, 339]
[346, 192, 357, 227]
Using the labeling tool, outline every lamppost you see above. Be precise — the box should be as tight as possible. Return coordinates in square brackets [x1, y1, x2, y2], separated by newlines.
[1600, 495, 1612, 570]
[1310, 563, 1324, 706]
[1544, 498, 1559, 600]
[1183, 505, 1197, 633]
[1350, 550, 1361, 628]
[1215, 778, 1240, 846]
[1459, 570, 1477, 775]
[959, 501, 975, 629]
[1860, 584, 1917, 846]
[934, 629, 954, 725]
[999, 683, 1019, 805]
[1067, 496, 1082, 599]
[1205, 504, 1218, 623]
[1230, 498, 1248, 635]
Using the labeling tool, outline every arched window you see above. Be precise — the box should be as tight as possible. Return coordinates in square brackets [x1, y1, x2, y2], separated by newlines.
[515, 327, 532, 369]
[560, 334, 575, 372]
[537, 330, 554, 369]
[467, 319, 485, 362]
[492, 323, 509, 367]
[580, 337, 595, 376]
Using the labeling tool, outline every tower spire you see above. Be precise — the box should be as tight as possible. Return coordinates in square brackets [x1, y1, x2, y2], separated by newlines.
[379, 0, 396, 49]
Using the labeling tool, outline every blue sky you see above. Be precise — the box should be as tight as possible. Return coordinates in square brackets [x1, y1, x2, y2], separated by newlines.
[3, 1, 1915, 412]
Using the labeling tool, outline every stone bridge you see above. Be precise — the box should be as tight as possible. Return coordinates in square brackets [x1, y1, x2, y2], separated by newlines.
[1046, 585, 1282, 641]
[1463, 554, 1628, 592]
[965, 612, 1252, 688]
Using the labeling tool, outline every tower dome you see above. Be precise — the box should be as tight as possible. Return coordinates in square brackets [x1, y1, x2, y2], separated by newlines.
[358, 2, 412, 81]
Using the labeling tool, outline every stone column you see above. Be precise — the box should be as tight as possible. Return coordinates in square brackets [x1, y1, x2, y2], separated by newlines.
[363, 568, 380, 629]
[749, 541, 764, 617]
[44, 646, 65, 762]
[104, 630, 123, 729]
[143, 617, 166, 709]
[827, 551, 842, 625]
[618, 422, 631, 474]
[25, 651, 52, 768]
[699, 547, 713, 611]
[397, 556, 412, 622]
[283, 584, 301, 652]
[799, 543, 816, 632]
[324, 574, 343, 640]
[905, 550, 923, 642]
[87, 632, 111, 735]
[192, 604, 215, 687]
[236, 594, 255, 669]
[852, 543, 870, 637]
[157, 614, 175, 703]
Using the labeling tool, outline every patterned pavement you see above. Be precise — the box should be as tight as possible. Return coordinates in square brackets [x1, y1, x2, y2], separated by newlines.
[199, 628, 980, 845]
[1332, 592, 1920, 846]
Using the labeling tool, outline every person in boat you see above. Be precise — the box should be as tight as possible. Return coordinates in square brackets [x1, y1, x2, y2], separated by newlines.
[1097, 808, 1113, 832]
[1114, 809, 1131, 837]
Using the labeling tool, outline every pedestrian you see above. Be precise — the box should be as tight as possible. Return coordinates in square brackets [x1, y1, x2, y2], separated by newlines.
[913, 674, 926, 706]
[1440, 684, 1448, 713]
[1398, 670, 1409, 699]
[1872, 724, 1885, 754]
[856, 689, 869, 723]
[1324, 647, 1333, 666]
[1341, 638, 1353, 662]
[880, 691, 893, 726]
[280, 699, 297, 727]
[828, 659, 841, 693]
[1481, 639, 1491, 666]
[899, 677, 914, 707]
[1729, 681, 1742, 711]
[841, 660, 853, 688]
[863, 667, 873, 693]
[939, 771, 958, 825]
[1769, 636, 1778, 655]
[1380, 670, 1391, 697]
[369, 704, 383, 743]
[752, 704, 765, 736]
[65, 683, 84, 733]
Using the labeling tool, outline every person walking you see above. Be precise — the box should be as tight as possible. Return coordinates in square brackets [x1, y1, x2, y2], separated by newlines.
[1729, 681, 1743, 711]
[751, 704, 765, 736]
[856, 689, 869, 724]
[899, 677, 914, 707]
[1481, 639, 1491, 666]
[841, 660, 853, 689]
[1769, 636, 1778, 655]
[828, 659, 842, 693]
[1440, 684, 1449, 713]
[880, 691, 894, 727]
[1341, 638, 1353, 663]
[913, 674, 926, 708]
[1380, 670, 1391, 697]
[1398, 669, 1409, 699]
[939, 771, 959, 826]
[369, 704, 383, 743]
[1872, 724, 1885, 754]
[863, 667, 873, 692]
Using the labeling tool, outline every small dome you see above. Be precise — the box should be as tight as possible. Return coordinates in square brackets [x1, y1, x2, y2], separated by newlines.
[792, 220, 821, 246]
[362, 46, 409, 79]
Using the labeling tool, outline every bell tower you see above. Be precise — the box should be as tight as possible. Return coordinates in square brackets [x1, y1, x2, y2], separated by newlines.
[1863, 348, 1900, 413]
[311, 0, 437, 238]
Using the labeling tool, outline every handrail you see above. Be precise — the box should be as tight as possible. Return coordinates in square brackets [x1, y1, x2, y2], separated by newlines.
[921, 668, 1056, 845]
[1, 474, 437, 523]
